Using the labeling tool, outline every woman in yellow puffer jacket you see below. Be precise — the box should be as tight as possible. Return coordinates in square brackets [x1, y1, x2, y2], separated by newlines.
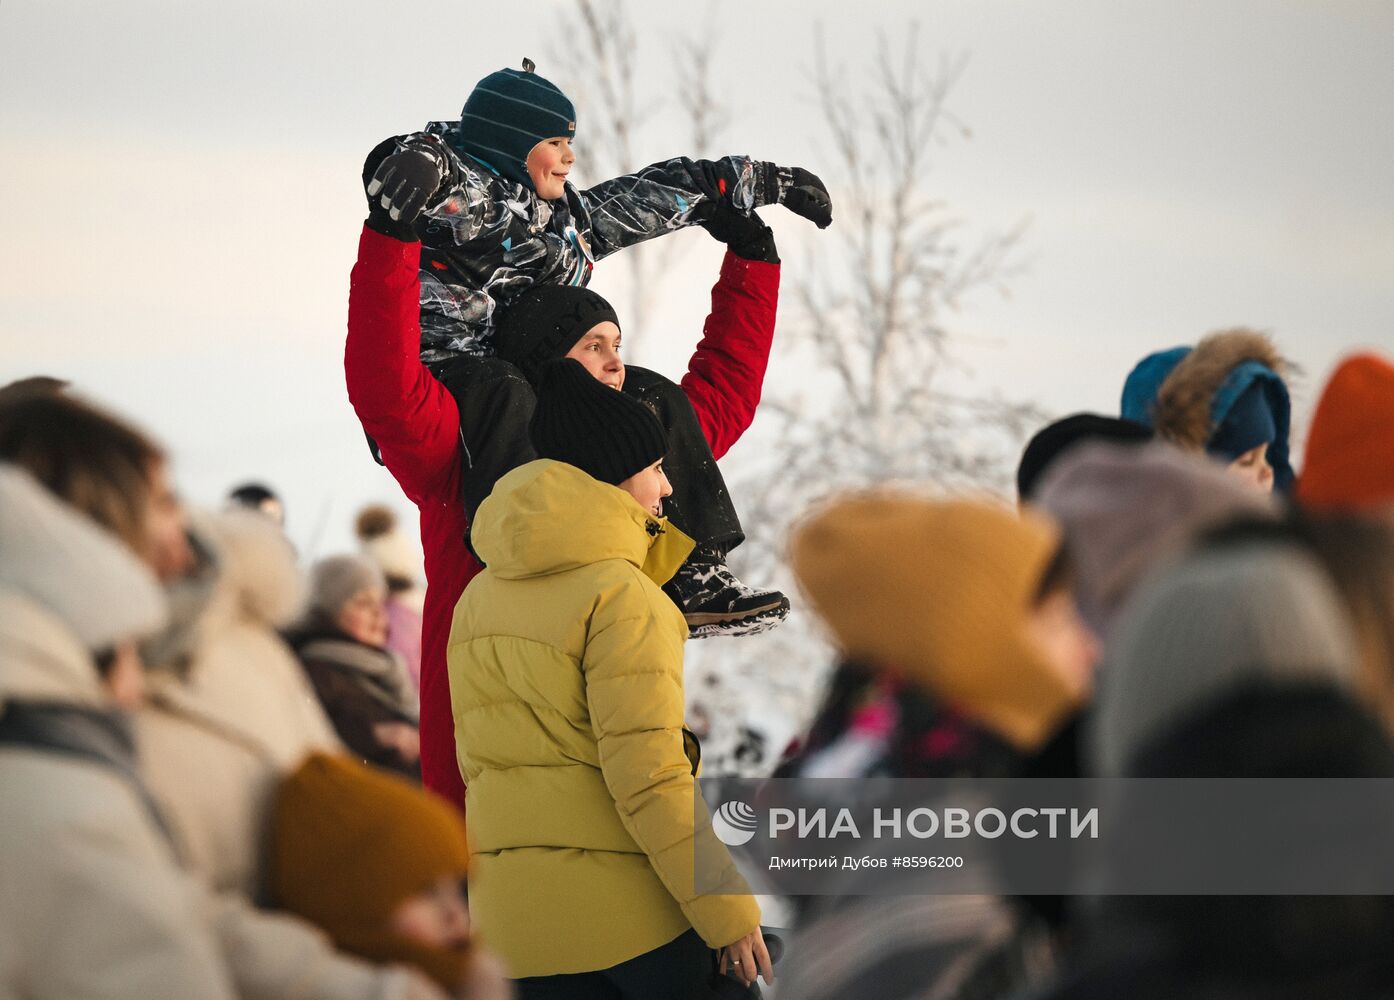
[447, 359, 768, 997]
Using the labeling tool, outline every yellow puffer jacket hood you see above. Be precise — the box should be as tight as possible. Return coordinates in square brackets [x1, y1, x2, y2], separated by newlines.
[448, 460, 757, 978]
[471, 459, 693, 585]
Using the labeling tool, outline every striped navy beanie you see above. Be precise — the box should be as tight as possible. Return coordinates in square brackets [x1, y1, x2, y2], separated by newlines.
[457, 60, 576, 192]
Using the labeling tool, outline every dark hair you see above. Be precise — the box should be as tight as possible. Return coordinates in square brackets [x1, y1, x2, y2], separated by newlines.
[0, 375, 69, 404]
[0, 393, 163, 553]
[1033, 544, 1074, 604]
[355, 503, 396, 540]
[1016, 413, 1152, 502]
[93, 647, 119, 679]
[228, 482, 279, 507]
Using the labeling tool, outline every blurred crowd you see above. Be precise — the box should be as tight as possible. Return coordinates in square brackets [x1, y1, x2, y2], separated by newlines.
[0, 377, 502, 999]
[4, 333, 1394, 1000]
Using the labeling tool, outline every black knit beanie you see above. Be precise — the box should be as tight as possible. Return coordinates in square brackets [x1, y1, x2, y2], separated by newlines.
[496, 286, 620, 386]
[455, 61, 576, 192]
[1017, 413, 1153, 501]
[529, 359, 667, 486]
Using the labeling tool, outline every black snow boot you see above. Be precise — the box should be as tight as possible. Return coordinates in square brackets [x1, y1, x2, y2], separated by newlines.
[665, 548, 790, 639]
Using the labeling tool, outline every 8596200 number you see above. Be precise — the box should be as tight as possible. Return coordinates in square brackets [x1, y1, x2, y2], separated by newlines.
[896, 856, 964, 869]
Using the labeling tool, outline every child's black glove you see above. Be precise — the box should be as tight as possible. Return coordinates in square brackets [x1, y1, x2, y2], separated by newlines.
[366, 149, 443, 230]
[704, 204, 780, 265]
[765, 165, 833, 229]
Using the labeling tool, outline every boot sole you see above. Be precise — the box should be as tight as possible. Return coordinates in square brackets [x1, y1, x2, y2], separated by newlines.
[689, 610, 788, 640]
[683, 597, 790, 627]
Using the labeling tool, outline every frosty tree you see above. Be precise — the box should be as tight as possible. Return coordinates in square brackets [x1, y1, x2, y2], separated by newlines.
[746, 32, 1037, 521]
[547, 0, 727, 352]
[687, 29, 1046, 775]
[546, 5, 1043, 774]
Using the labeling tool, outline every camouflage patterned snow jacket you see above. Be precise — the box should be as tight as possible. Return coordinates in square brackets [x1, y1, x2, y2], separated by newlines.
[365, 123, 790, 362]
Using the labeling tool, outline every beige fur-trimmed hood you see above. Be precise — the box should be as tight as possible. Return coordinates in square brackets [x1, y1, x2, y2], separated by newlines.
[192, 507, 307, 633]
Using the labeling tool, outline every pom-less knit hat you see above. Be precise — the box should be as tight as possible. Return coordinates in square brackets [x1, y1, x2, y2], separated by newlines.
[1095, 542, 1358, 777]
[1017, 413, 1153, 502]
[1297, 352, 1394, 512]
[269, 753, 474, 992]
[456, 60, 576, 192]
[308, 554, 385, 619]
[529, 359, 667, 487]
[790, 495, 1084, 752]
[1034, 442, 1277, 638]
[496, 286, 620, 386]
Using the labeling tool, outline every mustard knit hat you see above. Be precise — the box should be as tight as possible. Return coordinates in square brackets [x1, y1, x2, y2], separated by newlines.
[269, 754, 473, 990]
[790, 494, 1082, 751]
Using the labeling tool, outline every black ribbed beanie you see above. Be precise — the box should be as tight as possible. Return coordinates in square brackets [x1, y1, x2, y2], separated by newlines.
[496, 286, 620, 386]
[529, 359, 668, 486]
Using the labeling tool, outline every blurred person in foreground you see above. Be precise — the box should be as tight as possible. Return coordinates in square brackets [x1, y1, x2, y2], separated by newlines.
[1197, 510, 1394, 741]
[775, 495, 1098, 1000]
[0, 464, 237, 998]
[1031, 441, 1276, 641]
[271, 753, 510, 999]
[0, 391, 461, 998]
[1037, 536, 1394, 999]
[1015, 413, 1152, 505]
[1297, 351, 1394, 519]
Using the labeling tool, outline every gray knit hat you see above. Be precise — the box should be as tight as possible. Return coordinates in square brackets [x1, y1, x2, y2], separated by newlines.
[309, 554, 386, 619]
[1034, 441, 1276, 637]
[1093, 541, 1358, 776]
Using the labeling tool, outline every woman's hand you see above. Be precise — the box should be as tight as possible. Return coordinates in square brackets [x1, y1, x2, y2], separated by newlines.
[718, 928, 774, 988]
[372, 721, 421, 762]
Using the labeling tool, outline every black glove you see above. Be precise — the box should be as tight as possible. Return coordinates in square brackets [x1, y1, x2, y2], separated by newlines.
[365, 149, 443, 237]
[703, 202, 779, 265]
[766, 165, 833, 229]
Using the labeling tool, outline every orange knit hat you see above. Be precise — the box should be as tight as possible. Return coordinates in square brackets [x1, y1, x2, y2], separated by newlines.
[790, 494, 1084, 752]
[1297, 353, 1394, 512]
[268, 753, 474, 990]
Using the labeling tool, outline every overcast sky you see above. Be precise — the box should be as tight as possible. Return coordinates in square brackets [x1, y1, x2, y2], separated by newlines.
[3, 0, 1392, 557]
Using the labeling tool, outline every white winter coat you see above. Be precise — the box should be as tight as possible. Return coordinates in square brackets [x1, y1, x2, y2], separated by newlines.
[0, 591, 239, 1000]
[137, 509, 343, 896]
[0, 468, 446, 1000]
[0, 592, 448, 1000]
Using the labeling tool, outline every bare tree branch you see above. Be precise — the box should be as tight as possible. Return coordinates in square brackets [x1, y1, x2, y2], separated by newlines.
[687, 28, 1043, 775]
[551, 12, 1044, 777]
[549, 0, 729, 355]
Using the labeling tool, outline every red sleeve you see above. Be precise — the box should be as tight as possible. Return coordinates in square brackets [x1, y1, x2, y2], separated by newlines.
[346, 223, 471, 813]
[345, 225, 460, 502]
[679, 250, 780, 460]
